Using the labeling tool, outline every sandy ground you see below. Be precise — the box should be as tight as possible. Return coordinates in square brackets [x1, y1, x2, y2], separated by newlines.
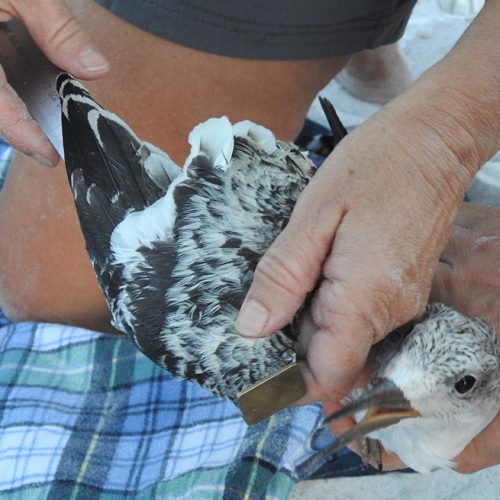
[293, 0, 500, 498]
[292, 465, 500, 500]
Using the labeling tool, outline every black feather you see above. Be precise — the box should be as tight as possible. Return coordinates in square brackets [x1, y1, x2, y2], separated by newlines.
[57, 73, 174, 278]
[319, 96, 348, 147]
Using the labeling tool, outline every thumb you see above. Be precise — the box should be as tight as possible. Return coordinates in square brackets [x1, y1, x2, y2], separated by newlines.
[12, 0, 109, 78]
[235, 200, 337, 337]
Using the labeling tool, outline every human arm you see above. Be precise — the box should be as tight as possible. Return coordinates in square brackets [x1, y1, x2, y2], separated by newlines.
[0, 0, 109, 166]
[236, 0, 500, 403]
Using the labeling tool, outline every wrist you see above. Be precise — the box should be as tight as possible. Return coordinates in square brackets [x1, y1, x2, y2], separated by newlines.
[414, 63, 500, 179]
[399, 0, 500, 180]
[367, 94, 474, 209]
[373, 0, 500, 191]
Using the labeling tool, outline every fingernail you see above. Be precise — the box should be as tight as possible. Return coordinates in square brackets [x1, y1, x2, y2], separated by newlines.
[79, 47, 109, 72]
[31, 153, 57, 168]
[235, 299, 269, 337]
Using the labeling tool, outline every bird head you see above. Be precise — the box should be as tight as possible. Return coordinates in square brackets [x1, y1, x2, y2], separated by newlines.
[325, 303, 500, 449]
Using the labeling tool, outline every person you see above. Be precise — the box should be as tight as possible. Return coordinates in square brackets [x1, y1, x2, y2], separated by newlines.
[0, 0, 498, 475]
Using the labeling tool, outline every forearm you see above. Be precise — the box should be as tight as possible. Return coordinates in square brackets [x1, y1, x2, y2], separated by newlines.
[377, 0, 500, 189]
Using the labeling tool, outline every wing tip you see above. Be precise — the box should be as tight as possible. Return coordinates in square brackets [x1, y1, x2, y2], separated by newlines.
[318, 96, 348, 147]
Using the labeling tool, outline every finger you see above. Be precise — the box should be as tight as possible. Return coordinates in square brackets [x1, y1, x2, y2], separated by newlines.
[430, 222, 469, 304]
[0, 10, 13, 22]
[438, 223, 467, 267]
[323, 400, 354, 437]
[300, 319, 371, 402]
[355, 349, 376, 387]
[454, 437, 488, 474]
[453, 202, 487, 229]
[235, 177, 345, 337]
[432, 224, 467, 304]
[380, 449, 407, 471]
[0, 66, 58, 165]
[454, 413, 500, 474]
[12, 0, 109, 78]
[430, 260, 454, 304]
[300, 253, 407, 401]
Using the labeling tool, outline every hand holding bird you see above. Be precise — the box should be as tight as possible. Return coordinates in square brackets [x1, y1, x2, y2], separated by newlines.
[58, 75, 500, 475]
[324, 206, 500, 473]
[431, 203, 500, 473]
[0, 0, 109, 166]
[304, 304, 500, 474]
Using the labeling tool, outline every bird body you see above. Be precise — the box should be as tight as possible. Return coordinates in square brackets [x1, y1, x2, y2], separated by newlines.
[57, 74, 316, 401]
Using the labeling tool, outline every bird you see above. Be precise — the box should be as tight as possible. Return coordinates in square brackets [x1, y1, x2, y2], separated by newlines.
[298, 303, 500, 474]
[58, 75, 499, 466]
[57, 74, 350, 405]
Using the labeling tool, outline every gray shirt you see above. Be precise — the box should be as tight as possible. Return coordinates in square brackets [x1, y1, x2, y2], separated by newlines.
[95, 0, 417, 60]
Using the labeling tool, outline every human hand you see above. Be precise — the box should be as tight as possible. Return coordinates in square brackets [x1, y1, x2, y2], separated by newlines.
[431, 202, 500, 473]
[325, 203, 500, 473]
[432, 203, 500, 328]
[0, 0, 109, 166]
[235, 91, 473, 403]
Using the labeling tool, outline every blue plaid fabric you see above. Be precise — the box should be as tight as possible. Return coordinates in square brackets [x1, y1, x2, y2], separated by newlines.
[0, 138, 14, 189]
[0, 313, 345, 498]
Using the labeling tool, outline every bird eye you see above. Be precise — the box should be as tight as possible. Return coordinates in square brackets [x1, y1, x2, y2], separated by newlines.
[455, 375, 477, 394]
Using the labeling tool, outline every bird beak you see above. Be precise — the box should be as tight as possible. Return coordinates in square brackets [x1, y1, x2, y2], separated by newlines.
[323, 378, 420, 452]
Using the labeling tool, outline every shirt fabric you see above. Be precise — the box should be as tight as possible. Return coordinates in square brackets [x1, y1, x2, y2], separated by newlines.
[95, 0, 418, 60]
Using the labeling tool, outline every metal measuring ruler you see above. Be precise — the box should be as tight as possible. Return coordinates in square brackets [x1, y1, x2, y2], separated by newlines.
[0, 19, 63, 157]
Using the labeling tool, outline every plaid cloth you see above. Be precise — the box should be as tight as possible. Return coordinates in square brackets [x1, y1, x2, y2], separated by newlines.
[0, 313, 343, 499]
[0, 138, 14, 189]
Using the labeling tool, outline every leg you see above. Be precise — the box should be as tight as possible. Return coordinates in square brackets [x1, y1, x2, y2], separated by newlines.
[0, 0, 347, 332]
[336, 43, 413, 104]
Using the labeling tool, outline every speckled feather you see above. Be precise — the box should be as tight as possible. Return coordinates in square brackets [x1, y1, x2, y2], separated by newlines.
[57, 73, 316, 400]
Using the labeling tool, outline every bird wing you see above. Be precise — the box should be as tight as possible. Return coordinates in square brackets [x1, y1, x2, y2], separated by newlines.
[318, 95, 348, 146]
[57, 73, 181, 298]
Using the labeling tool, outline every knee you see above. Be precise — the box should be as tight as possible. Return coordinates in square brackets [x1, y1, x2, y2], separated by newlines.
[0, 260, 113, 332]
[0, 275, 44, 325]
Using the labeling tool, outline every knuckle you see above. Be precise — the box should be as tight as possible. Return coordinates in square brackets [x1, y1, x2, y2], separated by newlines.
[254, 249, 309, 297]
[315, 266, 428, 344]
[46, 15, 83, 50]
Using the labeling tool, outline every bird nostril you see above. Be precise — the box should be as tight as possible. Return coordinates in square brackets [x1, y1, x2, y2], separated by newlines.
[454, 375, 477, 394]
